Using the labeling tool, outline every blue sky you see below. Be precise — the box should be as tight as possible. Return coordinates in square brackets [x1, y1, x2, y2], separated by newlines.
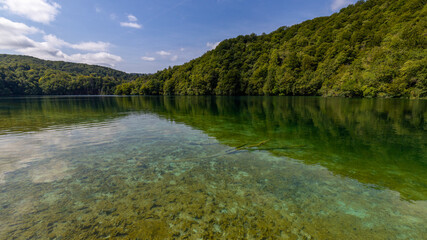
[0, 0, 355, 73]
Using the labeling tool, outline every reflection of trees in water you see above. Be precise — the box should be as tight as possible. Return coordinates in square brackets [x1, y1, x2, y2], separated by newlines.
[0, 96, 425, 200]
[132, 96, 427, 200]
[0, 97, 128, 134]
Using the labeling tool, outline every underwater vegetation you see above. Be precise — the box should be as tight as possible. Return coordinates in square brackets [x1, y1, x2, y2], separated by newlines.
[0, 96, 426, 239]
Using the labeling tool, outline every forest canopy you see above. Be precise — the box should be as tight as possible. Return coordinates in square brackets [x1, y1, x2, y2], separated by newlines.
[0, 54, 137, 96]
[1, 0, 426, 98]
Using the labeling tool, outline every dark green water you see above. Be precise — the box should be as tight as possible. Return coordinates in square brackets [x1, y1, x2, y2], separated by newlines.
[0, 96, 426, 239]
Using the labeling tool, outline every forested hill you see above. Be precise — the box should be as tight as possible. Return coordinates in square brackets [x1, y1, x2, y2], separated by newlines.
[116, 0, 426, 98]
[0, 54, 135, 96]
[1, 0, 426, 97]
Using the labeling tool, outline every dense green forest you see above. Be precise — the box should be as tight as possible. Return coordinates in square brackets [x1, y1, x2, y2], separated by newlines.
[0, 54, 136, 96]
[1, 0, 426, 97]
[116, 0, 426, 98]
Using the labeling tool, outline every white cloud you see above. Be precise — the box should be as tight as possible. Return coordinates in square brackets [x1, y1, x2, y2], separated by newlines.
[0, 17, 122, 67]
[43, 34, 67, 48]
[141, 56, 155, 61]
[0, 0, 60, 24]
[43, 35, 110, 52]
[331, 0, 354, 11]
[127, 14, 138, 22]
[156, 50, 171, 56]
[110, 13, 117, 20]
[180, 48, 185, 52]
[207, 41, 220, 50]
[95, 7, 101, 13]
[0, 17, 40, 35]
[120, 22, 142, 29]
[17, 43, 67, 60]
[155, 50, 180, 61]
[66, 52, 123, 66]
[170, 55, 178, 61]
[0, 17, 39, 49]
[120, 14, 142, 29]
[18, 44, 122, 67]
[71, 41, 110, 52]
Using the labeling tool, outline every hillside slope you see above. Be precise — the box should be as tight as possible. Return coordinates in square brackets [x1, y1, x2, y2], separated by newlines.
[116, 0, 426, 98]
[0, 55, 134, 96]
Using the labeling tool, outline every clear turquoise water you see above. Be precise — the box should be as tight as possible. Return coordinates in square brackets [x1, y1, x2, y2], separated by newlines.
[0, 96, 426, 239]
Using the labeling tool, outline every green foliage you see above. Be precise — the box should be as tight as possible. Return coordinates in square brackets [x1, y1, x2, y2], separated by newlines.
[115, 0, 426, 98]
[0, 54, 135, 96]
[1, 0, 425, 98]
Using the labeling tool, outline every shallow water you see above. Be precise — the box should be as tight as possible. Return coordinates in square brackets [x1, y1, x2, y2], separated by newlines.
[0, 96, 426, 239]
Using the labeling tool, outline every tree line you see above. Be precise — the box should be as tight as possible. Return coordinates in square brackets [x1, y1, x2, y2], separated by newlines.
[116, 0, 426, 98]
[1, 0, 426, 98]
[0, 54, 136, 95]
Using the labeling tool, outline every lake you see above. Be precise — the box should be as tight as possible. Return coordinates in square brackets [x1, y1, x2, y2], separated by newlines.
[0, 96, 426, 239]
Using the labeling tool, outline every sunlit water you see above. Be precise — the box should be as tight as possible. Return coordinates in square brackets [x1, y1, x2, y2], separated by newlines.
[0, 96, 426, 239]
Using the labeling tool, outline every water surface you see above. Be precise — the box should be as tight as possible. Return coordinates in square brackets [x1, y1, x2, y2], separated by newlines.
[0, 96, 426, 239]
